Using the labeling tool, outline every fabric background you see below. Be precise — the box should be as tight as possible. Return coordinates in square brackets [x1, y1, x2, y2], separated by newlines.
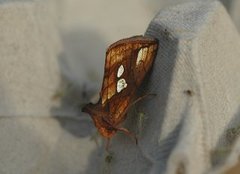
[0, 0, 240, 174]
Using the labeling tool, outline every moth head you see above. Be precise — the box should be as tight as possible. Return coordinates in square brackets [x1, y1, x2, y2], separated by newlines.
[82, 103, 117, 138]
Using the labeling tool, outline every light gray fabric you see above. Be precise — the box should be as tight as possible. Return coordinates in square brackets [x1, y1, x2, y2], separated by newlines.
[0, 0, 240, 174]
[0, 0, 62, 117]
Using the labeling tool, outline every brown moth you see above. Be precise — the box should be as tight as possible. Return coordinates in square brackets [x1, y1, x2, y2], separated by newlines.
[82, 35, 158, 148]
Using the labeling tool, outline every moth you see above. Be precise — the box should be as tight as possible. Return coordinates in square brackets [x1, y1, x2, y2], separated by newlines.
[82, 35, 158, 148]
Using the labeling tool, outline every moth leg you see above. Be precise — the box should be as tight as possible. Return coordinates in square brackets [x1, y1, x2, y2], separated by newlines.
[116, 127, 138, 145]
[102, 118, 138, 145]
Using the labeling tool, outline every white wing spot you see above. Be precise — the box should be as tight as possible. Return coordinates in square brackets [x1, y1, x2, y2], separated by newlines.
[117, 78, 127, 93]
[117, 65, 124, 78]
[136, 47, 148, 65]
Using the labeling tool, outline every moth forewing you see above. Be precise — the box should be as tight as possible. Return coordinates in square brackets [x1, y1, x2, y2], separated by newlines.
[82, 35, 158, 146]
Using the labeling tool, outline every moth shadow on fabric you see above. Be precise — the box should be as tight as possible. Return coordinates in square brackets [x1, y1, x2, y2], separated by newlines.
[212, 105, 240, 166]
[50, 28, 107, 138]
[49, 28, 110, 174]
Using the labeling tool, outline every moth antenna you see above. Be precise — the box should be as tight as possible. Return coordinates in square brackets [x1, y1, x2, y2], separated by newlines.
[122, 93, 157, 117]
